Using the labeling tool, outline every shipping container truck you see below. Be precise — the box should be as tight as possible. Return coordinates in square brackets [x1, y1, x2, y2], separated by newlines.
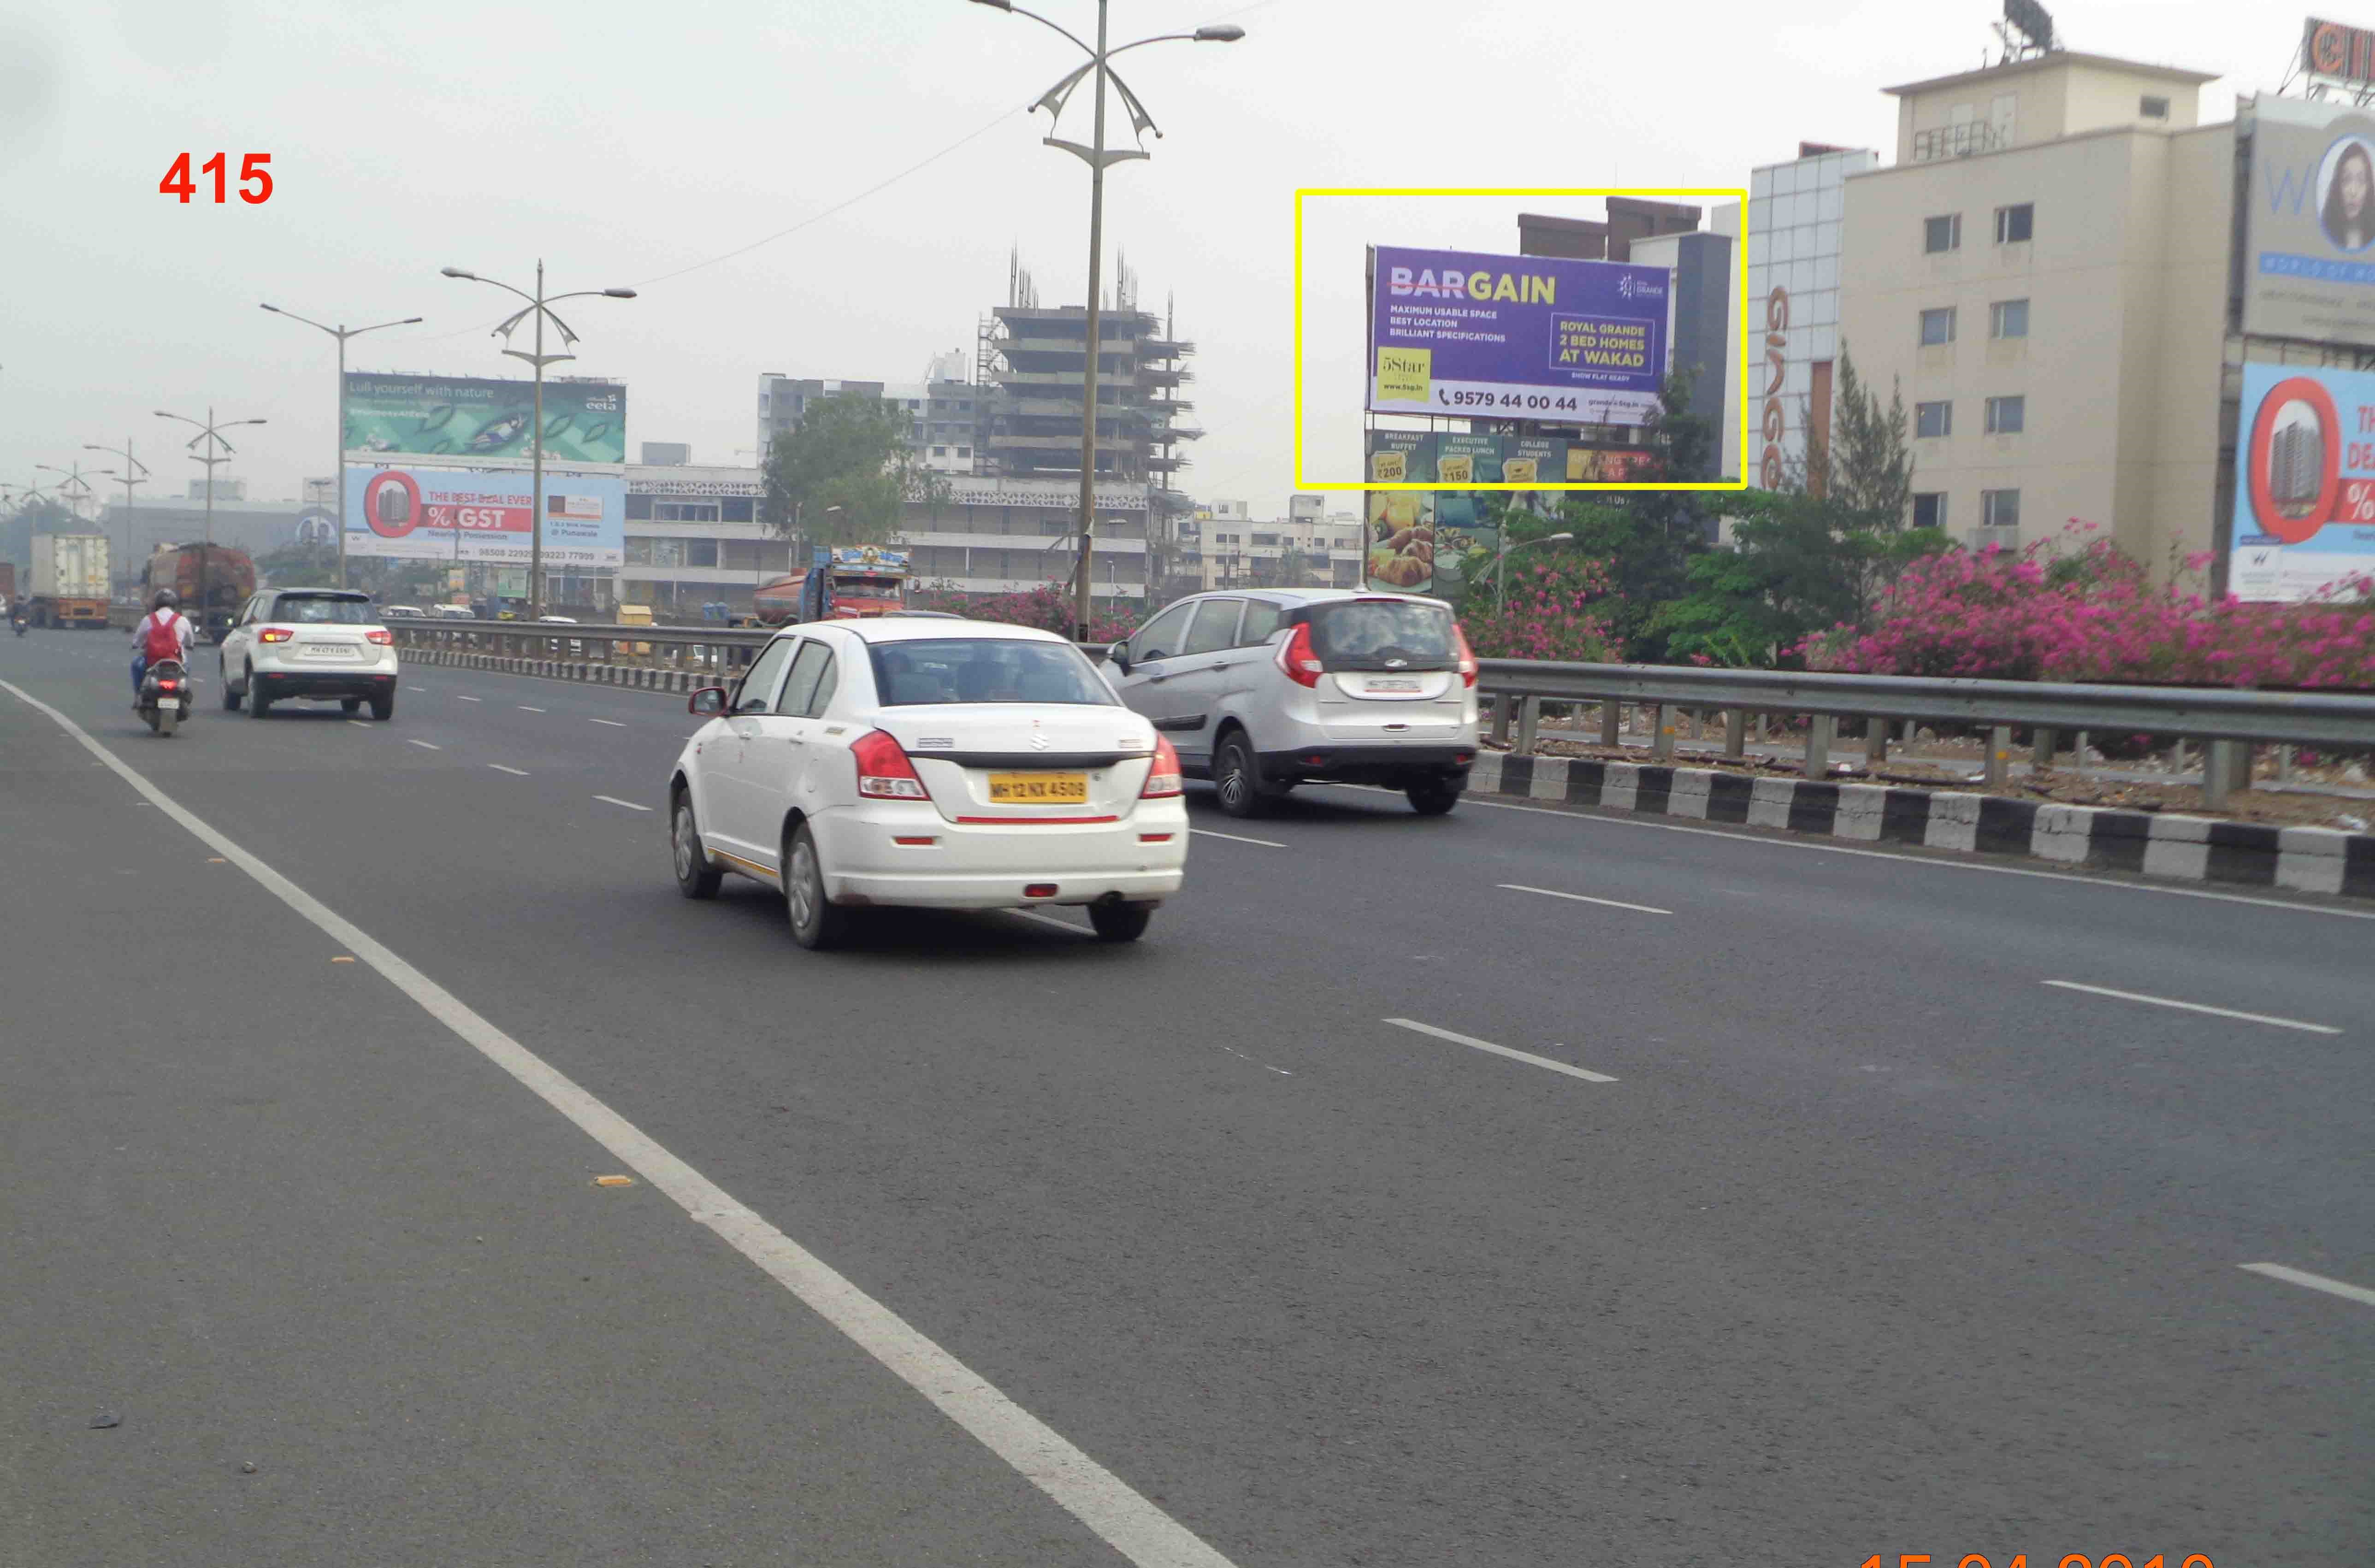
[29, 534, 110, 628]
[0, 561, 17, 612]
[142, 543, 258, 643]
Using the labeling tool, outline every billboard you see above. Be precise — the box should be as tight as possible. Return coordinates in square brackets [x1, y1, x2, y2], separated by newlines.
[342, 374, 627, 465]
[2243, 95, 2375, 348]
[341, 465, 625, 568]
[1359, 430, 1646, 593]
[1368, 246, 1669, 425]
[2227, 363, 2375, 601]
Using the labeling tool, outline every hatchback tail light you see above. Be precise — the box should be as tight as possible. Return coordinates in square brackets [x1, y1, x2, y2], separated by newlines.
[1140, 734, 1183, 798]
[1276, 621, 1323, 687]
[366, 629, 394, 645]
[258, 627, 295, 643]
[1453, 623, 1479, 688]
[852, 729, 928, 800]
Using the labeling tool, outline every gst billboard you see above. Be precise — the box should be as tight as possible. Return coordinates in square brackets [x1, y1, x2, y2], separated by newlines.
[2227, 363, 2375, 601]
[1367, 246, 1669, 425]
[341, 465, 625, 568]
[2243, 95, 2375, 348]
[343, 373, 627, 465]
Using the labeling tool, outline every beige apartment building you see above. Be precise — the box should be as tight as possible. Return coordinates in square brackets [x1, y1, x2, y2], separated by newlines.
[1839, 51, 2233, 573]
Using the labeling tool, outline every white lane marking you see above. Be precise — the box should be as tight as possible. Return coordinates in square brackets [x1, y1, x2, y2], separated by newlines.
[405, 739, 440, 751]
[1382, 1017, 1618, 1084]
[1219, 1045, 1293, 1077]
[455, 695, 482, 703]
[406, 685, 426, 691]
[1316, 784, 2375, 923]
[593, 795, 652, 812]
[347, 720, 371, 729]
[518, 706, 546, 713]
[1500, 883, 1672, 916]
[2239, 1262, 2375, 1309]
[590, 718, 626, 728]
[1190, 827, 1286, 848]
[2040, 980, 2341, 1035]
[489, 764, 529, 777]
[0, 675, 1245, 1568]
[1010, 909, 1083, 933]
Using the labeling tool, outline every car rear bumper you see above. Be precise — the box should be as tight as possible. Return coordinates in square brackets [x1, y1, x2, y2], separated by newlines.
[817, 802, 1188, 909]
[255, 668, 399, 699]
[1258, 743, 1475, 786]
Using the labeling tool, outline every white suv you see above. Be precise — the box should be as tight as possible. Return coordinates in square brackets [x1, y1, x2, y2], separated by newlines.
[219, 589, 400, 719]
[1105, 589, 1479, 817]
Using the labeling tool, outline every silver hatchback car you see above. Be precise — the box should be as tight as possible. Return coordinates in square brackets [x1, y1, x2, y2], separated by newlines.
[1103, 589, 1480, 817]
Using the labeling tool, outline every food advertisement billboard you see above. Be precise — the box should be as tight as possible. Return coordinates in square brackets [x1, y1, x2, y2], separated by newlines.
[2227, 363, 2375, 601]
[341, 465, 626, 568]
[343, 374, 627, 465]
[2243, 95, 2375, 348]
[1367, 246, 1669, 425]
[1360, 430, 1653, 592]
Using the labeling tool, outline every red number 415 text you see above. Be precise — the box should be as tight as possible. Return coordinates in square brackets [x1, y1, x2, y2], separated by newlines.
[160, 154, 272, 205]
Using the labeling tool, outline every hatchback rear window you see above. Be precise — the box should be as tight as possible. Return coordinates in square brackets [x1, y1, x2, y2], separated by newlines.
[273, 595, 375, 624]
[1306, 600, 1455, 671]
[868, 638, 1119, 707]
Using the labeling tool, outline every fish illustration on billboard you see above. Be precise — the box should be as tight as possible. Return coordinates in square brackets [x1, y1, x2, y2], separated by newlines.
[467, 413, 529, 452]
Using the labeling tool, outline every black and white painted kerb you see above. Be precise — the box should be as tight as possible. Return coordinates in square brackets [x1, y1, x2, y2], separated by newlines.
[1467, 751, 2375, 900]
[404, 648, 703, 694]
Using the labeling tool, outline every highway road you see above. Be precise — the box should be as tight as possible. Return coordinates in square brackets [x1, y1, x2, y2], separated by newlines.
[3, 628, 2370, 1568]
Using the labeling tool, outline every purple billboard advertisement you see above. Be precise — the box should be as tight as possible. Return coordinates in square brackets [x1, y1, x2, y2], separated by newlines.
[1367, 245, 1669, 425]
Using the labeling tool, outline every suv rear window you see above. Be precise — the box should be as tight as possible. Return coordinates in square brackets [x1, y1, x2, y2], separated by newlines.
[1305, 600, 1455, 671]
[868, 638, 1119, 707]
[272, 594, 376, 624]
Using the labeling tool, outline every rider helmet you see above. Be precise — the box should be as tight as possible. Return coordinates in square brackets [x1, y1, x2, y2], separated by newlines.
[152, 589, 179, 611]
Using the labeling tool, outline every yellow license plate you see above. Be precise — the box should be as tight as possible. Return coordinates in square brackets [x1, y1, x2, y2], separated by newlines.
[987, 772, 1089, 804]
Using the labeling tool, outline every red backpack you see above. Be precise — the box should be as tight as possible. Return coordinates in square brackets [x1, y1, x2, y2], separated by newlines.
[141, 612, 185, 664]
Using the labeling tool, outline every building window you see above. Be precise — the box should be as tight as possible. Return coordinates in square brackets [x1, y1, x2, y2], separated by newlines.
[2139, 95, 2169, 119]
[1915, 401, 1953, 438]
[1985, 395, 2026, 434]
[1990, 299, 2030, 339]
[1912, 492, 1947, 530]
[686, 539, 719, 568]
[1923, 214, 1961, 253]
[1920, 307, 1957, 346]
[1982, 489, 2021, 529]
[957, 446, 971, 458]
[932, 446, 947, 456]
[654, 500, 721, 523]
[1994, 203, 2033, 243]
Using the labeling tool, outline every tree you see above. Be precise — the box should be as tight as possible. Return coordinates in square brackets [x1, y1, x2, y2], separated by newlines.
[759, 393, 939, 548]
[1820, 347, 1914, 536]
[254, 541, 341, 589]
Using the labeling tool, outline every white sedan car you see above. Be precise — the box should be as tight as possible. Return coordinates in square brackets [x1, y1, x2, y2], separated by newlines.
[668, 619, 1188, 948]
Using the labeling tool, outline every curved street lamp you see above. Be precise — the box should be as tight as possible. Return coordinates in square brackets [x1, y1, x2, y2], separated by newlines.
[156, 408, 267, 635]
[441, 264, 636, 619]
[87, 441, 153, 596]
[969, 0, 1242, 638]
[260, 304, 423, 590]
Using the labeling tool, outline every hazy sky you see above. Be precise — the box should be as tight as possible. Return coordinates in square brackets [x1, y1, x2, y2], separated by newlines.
[0, 0, 2307, 517]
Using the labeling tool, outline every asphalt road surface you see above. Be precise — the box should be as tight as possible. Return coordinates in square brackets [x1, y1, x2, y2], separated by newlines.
[3, 627, 2370, 1568]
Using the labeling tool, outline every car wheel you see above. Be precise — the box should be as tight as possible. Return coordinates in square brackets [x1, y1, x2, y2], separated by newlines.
[220, 666, 241, 711]
[341, 698, 362, 715]
[1087, 901, 1154, 943]
[1212, 731, 1269, 819]
[369, 691, 395, 721]
[1406, 780, 1462, 816]
[671, 795, 722, 900]
[783, 822, 849, 950]
[247, 667, 271, 718]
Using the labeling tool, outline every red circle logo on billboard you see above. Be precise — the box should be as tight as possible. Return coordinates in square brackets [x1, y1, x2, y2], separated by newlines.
[2246, 377, 2340, 544]
[361, 470, 424, 539]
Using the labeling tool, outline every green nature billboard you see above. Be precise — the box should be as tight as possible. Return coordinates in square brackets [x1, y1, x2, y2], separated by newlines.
[342, 374, 626, 465]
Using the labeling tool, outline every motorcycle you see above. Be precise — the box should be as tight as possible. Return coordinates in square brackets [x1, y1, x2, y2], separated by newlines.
[10, 615, 25, 638]
[137, 658, 193, 737]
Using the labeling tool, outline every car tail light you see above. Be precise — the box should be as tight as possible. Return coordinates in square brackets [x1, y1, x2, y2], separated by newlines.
[1023, 884, 1058, 898]
[1453, 623, 1478, 688]
[852, 729, 928, 800]
[1275, 621, 1323, 687]
[1140, 735, 1182, 798]
[366, 629, 394, 645]
[259, 627, 295, 643]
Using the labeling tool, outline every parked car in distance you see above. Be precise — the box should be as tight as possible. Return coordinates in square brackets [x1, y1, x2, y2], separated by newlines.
[218, 588, 400, 719]
[433, 604, 475, 620]
[668, 619, 1187, 949]
[382, 604, 426, 619]
[1104, 588, 1478, 817]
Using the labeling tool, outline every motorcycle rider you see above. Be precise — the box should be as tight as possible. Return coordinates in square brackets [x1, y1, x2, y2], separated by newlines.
[130, 589, 195, 707]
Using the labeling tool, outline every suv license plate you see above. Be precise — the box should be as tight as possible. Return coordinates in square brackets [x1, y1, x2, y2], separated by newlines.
[987, 772, 1089, 804]
[1365, 678, 1421, 692]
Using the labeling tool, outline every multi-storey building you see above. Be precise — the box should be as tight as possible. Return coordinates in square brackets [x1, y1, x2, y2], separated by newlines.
[754, 373, 981, 476]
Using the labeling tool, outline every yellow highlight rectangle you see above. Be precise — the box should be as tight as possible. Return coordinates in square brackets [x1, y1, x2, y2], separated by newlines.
[1295, 186, 1751, 493]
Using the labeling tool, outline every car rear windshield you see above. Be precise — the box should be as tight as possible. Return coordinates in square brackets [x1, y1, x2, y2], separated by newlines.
[868, 638, 1118, 707]
[1306, 600, 1455, 671]
[274, 595, 375, 624]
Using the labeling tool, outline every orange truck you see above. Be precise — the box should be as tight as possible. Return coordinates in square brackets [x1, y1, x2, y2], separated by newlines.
[752, 546, 911, 626]
[143, 543, 258, 643]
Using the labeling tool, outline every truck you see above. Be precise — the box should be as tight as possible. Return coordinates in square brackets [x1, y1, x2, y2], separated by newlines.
[142, 543, 258, 643]
[0, 561, 16, 614]
[752, 546, 912, 626]
[29, 533, 111, 628]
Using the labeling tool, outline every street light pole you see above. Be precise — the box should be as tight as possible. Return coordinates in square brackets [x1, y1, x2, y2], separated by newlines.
[156, 407, 267, 635]
[440, 264, 635, 620]
[85, 439, 152, 597]
[259, 304, 422, 592]
[969, 0, 1243, 639]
